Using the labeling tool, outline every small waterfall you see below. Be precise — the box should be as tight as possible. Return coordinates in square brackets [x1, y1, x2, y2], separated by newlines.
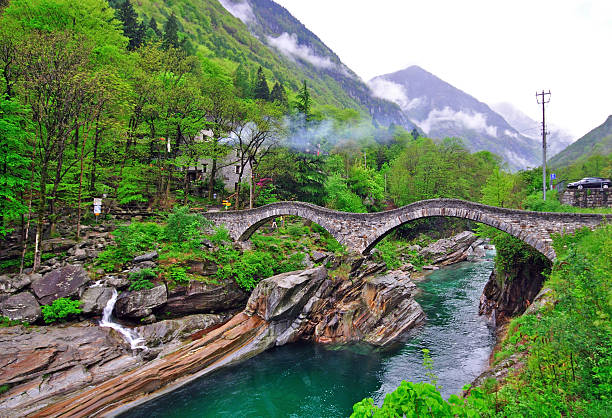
[100, 288, 147, 351]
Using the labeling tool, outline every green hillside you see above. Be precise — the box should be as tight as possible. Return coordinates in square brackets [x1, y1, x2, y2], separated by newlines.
[127, 0, 365, 112]
[549, 115, 612, 168]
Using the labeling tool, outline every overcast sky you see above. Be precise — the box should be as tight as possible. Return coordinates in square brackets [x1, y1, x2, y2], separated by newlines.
[273, 0, 612, 138]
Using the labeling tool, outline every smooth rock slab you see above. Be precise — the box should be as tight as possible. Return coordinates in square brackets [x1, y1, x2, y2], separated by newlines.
[165, 280, 249, 315]
[115, 285, 167, 319]
[31, 265, 89, 305]
[0, 292, 41, 323]
[81, 287, 114, 315]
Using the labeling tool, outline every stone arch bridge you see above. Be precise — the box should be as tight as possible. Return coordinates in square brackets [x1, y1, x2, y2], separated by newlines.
[202, 199, 610, 261]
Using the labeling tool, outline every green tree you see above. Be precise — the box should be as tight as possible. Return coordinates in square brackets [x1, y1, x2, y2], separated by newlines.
[233, 62, 251, 98]
[253, 66, 269, 101]
[294, 80, 311, 119]
[117, 0, 142, 50]
[0, 95, 32, 237]
[148, 16, 161, 37]
[481, 167, 514, 207]
[162, 12, 179, 49]
[269, 81, 288, 107]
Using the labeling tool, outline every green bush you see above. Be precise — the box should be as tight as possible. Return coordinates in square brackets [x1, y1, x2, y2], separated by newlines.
[375, 238, 401, 269]
[128, 268, 157, 291]
[277, 252, 305, 273]
[41, 298, 82, 324]
[96, 222, 163, 272]
[164, 206, 211, 247]
[217, 250, 275, 291]
[0, 316, 27, 327]
[168, 266, 189, 285]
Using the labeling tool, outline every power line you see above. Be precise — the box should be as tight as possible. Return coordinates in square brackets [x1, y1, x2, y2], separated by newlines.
[536, 90, 551, 200]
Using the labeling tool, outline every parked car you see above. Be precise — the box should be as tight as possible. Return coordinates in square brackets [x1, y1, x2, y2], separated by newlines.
[567, 177, 611, 189]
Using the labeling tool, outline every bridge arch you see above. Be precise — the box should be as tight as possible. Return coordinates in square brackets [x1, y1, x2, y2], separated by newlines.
[363, 207, 550, 259]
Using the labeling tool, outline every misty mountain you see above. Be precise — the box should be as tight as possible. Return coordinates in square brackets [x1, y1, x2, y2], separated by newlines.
[491, 102, 574, 157]
[548, 115, 612, 168]
[369, 66, 542, 170]
[221, 0, 418, 130]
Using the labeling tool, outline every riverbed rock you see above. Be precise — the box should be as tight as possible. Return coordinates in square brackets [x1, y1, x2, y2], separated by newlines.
[115, 285, 167, 319]
[164, 280, 248, 315]
[26, 265, 426, 417]
[81, 287, 114, 315]
[31, 265, 89, 305]
[419, 231, 478, 266]
[0, 292, 41, 323]
[135, 313, 231, 348]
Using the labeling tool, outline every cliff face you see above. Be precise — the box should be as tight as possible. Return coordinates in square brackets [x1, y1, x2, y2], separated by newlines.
[478, 251, 550, 326]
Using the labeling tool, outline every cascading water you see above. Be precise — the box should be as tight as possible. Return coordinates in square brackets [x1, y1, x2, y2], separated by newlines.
[100, 288, 147, 351]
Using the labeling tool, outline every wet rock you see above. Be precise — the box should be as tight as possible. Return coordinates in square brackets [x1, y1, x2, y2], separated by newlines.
[80, 287, 114, 315]
[133, 251, 158, 263]
[165, 280, 248, 315]
[0, 292, 41, 323]
[106, 275, 129, 290]
[115, 285, 167, 319]
[31, 265, 89, 305]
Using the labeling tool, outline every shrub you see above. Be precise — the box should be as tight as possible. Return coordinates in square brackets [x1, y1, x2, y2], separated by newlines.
[96, 222, 163, 272]
[128, 268, 157, 291]
[0, 316, 26, 327]
[168, 266, 189, 285]
[375, 238, 401, 269]
[277, 252, 305, 273]
[41, 298, 82, 324]
[217, 251, 275, 291]
[164, 206, 211, 246]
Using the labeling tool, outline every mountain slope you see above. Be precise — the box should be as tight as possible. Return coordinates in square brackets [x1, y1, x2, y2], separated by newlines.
[224, 0, 417, 130]
[491, 102, 574, 157]
[369, 66, 541, 170]
[548, 115, 612, 168]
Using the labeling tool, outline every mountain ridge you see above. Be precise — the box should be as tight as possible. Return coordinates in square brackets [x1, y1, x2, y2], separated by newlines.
[548, 115, 612, 168]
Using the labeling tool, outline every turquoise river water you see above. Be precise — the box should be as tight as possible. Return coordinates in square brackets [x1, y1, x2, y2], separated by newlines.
[122, 255, 496, 418]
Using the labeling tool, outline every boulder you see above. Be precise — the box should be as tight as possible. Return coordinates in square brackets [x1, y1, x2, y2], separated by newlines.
[0, 273, 39, 294]
[134, 313, 231, 347]
[311, 251, 328, 263]
[31, 265, 89, 305]
[115, 285, 167, 319]
[133, 251, 158, 263]
[80, 287, 114, 315]
[165, 280, 248, 315]
[419, 231, 478, 266]
[0, 292, 41, 323]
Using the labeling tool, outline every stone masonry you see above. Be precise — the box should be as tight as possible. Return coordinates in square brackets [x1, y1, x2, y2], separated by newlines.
[202, 199, 610, 261]
[561, 189, 611, 209]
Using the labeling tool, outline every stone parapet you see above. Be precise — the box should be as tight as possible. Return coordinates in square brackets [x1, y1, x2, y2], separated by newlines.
[561, 189, 611, 208]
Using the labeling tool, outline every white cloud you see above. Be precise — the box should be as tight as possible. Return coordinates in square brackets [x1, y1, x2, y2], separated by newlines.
[504, 129, 519, 139]
[266, 32, 337, 70]
[418, 107, 498, 137]
[367, 78, 422, 111]
[504, 149, 534, 170]
[218, 0, 255, 24]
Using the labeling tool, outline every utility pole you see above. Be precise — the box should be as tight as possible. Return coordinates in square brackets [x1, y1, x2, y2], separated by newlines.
[536, 90, 551, 200]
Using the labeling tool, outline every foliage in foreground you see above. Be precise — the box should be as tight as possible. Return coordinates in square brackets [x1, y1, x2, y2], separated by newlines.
[352, 225, 612, 416]
[41, 297, 82, 324]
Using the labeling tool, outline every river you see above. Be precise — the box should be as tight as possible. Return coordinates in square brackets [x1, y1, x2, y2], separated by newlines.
[122, 254, 496, 417]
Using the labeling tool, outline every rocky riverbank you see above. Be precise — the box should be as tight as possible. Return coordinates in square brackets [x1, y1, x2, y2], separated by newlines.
[1, 263, 424, 417]
[0, 229, 490, 416]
